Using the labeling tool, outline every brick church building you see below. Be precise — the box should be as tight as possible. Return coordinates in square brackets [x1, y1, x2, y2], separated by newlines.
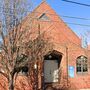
[0, 1, 90, 90]
[30, 1, 90, 90]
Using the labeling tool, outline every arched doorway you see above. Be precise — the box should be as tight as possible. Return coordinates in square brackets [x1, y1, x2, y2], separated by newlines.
[44, 50, 62, 84]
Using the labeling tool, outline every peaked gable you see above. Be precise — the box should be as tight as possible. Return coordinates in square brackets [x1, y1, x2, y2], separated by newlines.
[25, 2, 81, 46]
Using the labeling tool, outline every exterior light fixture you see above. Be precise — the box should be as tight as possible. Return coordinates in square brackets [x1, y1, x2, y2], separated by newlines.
[34, 63, 37, 69]
[48, 55, 52, 59]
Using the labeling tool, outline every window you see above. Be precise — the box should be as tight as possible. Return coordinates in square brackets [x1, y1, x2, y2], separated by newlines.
[39, 13, 50, 21]
[22, 66, 28, 74]
[76, 56, 88, 73]
[19, 66, 29, 75]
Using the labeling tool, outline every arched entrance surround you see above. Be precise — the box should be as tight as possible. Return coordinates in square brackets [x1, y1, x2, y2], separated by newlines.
[44, 50, 63, 84]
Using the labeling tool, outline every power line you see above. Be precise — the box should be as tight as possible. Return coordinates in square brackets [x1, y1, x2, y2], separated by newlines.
[1, 7, 90, 27]
[61, 15, 90, 21]
[1, 10, 90, 22]
[62, 0, 90, 7]
[1, 14, 90, 28]
[39, 20, 90, 27]
[64, 22, 90, 27]
[1, 6, 90, 21]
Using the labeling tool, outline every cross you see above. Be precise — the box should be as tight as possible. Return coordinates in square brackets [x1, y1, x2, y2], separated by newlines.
[42, 0, 46, 2]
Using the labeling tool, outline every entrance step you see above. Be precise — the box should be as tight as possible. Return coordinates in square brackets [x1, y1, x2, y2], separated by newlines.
[44, 83, 69, 90]
[44, 84, 54, 90]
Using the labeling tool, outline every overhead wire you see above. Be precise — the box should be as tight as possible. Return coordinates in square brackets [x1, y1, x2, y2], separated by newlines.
[62, 0, 90, 7]
[0, 6, 90, 21]
[61, 15, 90, 21]
[1, 11, 90, 28]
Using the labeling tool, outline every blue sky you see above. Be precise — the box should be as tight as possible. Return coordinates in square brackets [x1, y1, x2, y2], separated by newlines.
[33, 0, 90, 44]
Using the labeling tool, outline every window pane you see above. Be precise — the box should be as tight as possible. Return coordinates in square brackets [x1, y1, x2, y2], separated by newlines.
[83, 64, 88, 72]
[77, 67, 81, 72]
[76, 56, 88, 73]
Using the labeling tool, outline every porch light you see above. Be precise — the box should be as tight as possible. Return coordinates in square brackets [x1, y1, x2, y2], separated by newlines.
[48, 55, 52, 59]
[34, 63, 37, 69]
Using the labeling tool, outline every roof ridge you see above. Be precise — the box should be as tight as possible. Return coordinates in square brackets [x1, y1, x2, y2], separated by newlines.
[32, 1, 48, 13]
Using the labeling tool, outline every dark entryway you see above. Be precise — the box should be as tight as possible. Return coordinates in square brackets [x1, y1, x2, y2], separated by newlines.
[43, 50, 62, 89]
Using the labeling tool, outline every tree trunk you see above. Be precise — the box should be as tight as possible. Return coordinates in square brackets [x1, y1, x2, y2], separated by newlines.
[9, 74, 14, 90]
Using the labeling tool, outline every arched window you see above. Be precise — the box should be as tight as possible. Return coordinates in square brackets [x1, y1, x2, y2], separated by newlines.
[76, 56, 88, 73]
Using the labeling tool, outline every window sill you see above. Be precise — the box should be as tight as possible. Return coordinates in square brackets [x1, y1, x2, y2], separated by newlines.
[76, 72, 88, 75]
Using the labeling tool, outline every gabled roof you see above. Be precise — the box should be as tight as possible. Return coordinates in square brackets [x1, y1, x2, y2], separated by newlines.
[24, 1, 81, 46]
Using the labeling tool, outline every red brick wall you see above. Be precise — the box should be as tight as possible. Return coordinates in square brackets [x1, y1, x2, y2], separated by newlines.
[0, 1, 90, 90]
